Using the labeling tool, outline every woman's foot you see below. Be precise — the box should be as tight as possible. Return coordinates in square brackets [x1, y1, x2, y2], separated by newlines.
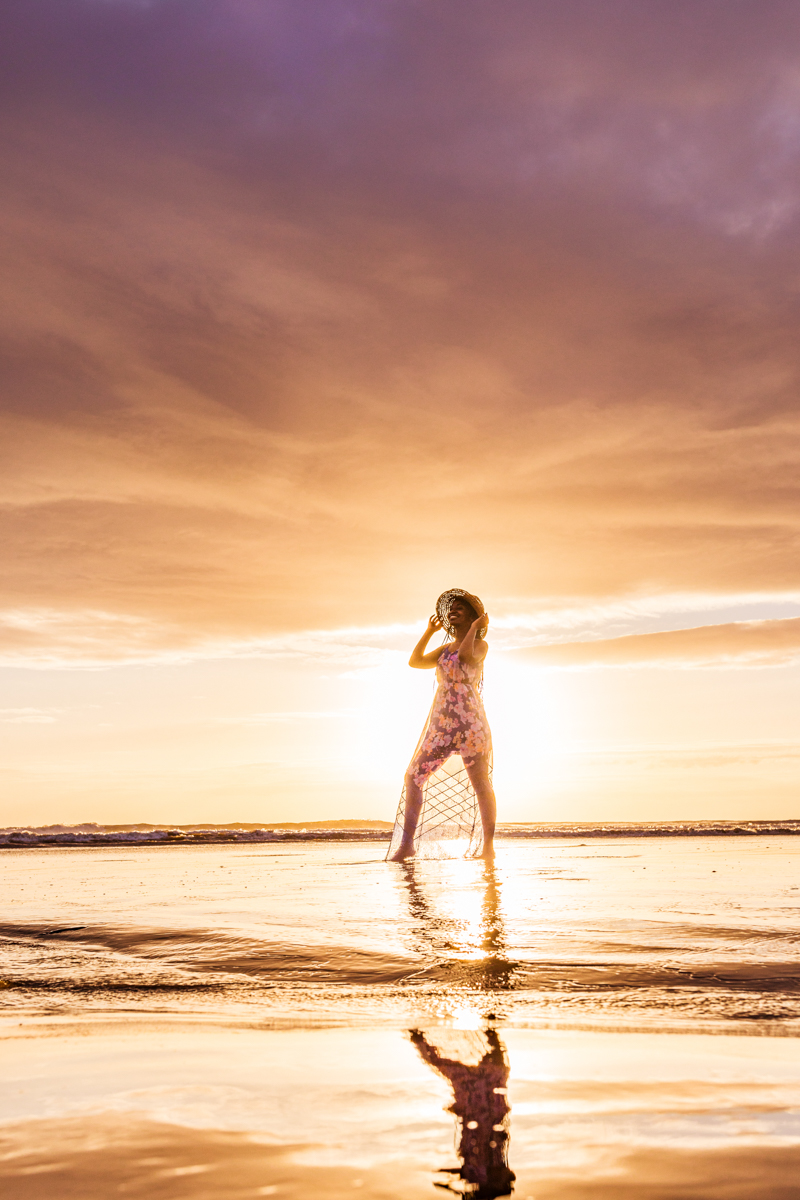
[389, 840, 416, 861]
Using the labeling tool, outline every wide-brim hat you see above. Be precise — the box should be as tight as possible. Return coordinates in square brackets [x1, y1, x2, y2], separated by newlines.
[435, 589, 487, 639]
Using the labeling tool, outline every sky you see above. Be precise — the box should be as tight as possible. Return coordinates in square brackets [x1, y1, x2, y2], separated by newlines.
[2, 0, 800, 826]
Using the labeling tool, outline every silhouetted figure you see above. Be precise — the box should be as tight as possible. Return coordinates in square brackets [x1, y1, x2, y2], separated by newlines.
[410, 1026, 515, 1198]
[388, 590, 495, 860]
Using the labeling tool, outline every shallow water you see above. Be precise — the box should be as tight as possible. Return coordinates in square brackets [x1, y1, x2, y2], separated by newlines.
[3, 838, 800, 1029]
[2, 838, 800, 1197]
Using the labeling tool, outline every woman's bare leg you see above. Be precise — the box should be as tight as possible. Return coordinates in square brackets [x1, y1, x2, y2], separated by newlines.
[388, 773, 423, 860]
[464, 757, 496, 858]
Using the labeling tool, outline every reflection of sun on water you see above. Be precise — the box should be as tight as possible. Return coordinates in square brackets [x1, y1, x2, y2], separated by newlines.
[436, 861, 487, 958]
[450, 1003, 486, 1032]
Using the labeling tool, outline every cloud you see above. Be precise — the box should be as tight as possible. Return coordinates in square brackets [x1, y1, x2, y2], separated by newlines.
[518, 617, 800, 668]
[0, 707, 58, 723]
[0, 606, 413, 667]
[2, 1, 800, 659]
[213, 710, 356, 725]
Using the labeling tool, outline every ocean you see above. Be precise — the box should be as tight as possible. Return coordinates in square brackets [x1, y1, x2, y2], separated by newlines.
[2, 831, 800, 1197]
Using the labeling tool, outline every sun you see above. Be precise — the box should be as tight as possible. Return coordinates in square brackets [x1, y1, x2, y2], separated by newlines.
[340, 649, 574, 818]
[485, 656, 574, 810]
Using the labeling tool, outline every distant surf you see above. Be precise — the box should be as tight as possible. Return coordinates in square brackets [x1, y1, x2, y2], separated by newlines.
[2, 820, 800, 847]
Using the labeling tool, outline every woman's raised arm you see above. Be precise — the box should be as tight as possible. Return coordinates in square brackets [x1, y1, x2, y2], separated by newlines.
[409, 614, 445, 668]
[457, 611, 489, 665]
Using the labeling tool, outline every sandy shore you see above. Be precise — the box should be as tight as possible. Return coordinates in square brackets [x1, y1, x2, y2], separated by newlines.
[3, 838, 800, 1196]
[3, 1017, 800, 1198]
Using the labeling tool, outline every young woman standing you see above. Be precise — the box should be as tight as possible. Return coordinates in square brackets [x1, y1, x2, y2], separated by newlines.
[388, 589, 496, 861]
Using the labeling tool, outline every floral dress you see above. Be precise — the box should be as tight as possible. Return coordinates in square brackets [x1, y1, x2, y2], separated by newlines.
[408, 644, 491, 786]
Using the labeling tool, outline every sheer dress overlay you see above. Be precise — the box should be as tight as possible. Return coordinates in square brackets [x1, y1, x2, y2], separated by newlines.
[387, 644, 492, 860]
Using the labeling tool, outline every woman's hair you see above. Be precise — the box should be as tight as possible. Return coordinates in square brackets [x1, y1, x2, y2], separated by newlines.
[435, 589, 487, 639]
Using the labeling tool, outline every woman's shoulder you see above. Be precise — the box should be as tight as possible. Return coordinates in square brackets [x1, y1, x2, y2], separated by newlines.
[455, 641, 488, 670]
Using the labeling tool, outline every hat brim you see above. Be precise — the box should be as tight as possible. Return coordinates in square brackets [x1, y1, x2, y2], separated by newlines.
[435, 589, 487, 639]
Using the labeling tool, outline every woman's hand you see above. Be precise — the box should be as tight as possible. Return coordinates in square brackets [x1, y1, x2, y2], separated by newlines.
[472, 611, 489, 635]
[457, 608, 489, 663]
[409, 614, 445, 668]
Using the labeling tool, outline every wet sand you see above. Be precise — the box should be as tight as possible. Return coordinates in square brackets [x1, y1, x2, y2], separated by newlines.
[3, 1021, 800, 1198]
[2, 838, 800, 1197]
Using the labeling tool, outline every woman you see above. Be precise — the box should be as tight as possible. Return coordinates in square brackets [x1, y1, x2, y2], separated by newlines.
[388, 589, 496, 861]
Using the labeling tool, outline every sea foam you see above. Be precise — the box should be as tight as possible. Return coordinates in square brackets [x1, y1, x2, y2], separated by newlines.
[2, 820, 800, 846]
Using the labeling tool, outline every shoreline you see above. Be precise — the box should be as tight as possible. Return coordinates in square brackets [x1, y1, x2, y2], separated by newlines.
[2, 819, 800, 847]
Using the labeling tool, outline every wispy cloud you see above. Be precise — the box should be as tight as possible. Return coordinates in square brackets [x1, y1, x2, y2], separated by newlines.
[518, 617, 800, 668]
[0, 707, 59, 724]
[1, 1, 800, 661]
[213, 710, 357, 725]
[6, 591, 800, 670]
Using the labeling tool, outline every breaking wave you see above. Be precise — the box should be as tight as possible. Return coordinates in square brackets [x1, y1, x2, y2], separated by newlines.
[2, 820, 800, 847]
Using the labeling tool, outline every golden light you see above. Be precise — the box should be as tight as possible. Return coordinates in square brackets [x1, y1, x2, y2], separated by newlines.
[485, 655, 576, 811]
[328, 648, 581, 823]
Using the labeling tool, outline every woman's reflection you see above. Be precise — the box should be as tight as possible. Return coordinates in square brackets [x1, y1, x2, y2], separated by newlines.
[398, 862, 516, 1195]
[410, 1025, 515, 1198]
[399, 860, 516, 990]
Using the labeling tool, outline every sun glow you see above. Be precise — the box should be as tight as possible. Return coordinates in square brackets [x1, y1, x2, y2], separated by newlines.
[450, 1003, 486, 1031]
[331, 650, 577, 817]
[484, 655, 578, 813]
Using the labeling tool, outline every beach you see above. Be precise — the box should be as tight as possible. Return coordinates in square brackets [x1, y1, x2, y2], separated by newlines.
[6, 0, 800, 1193]
[2, 835, 800, 1197]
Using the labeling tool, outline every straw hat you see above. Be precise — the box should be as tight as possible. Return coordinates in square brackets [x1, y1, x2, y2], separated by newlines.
[435, 589, 487, 639]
